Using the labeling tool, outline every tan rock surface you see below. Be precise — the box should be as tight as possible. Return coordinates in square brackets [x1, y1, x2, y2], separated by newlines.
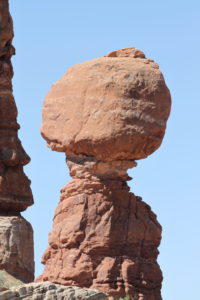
[0, 216, 34, 283]
[40, 48, 171, 299]
[0, 281, 108, 300]
[41, 47, 171, 161]
[0, 0, 34, 286]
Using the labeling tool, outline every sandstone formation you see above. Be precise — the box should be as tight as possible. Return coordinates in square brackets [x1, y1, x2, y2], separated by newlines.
[0, 0, 34, 283]
[0, 281, 108, 300]
[41, 47, 170, 161]
[40, 47, 171, 299]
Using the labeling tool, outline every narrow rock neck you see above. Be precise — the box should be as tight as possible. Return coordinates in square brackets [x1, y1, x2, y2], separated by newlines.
[66, 154, 137, 182]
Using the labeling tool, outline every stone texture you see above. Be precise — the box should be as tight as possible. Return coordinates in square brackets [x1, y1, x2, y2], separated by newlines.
[0, 0, 33, 212]
[0, 216, 34, 283]
[0, 281, 108, 300]
[39, 157, 162, 299]
[0, 270, 23, 292]
[0, 0, 34, 285]
[41, 47, 170, 161]
[40, 48, 171, 299]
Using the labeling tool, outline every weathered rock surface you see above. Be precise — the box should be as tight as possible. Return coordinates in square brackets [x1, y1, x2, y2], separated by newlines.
[0, 216, 34, 283]
[41, 47, 170, 161]
[0, 281, 108, 300]
[0, 0, 33, 212]
[40, 157, 162, 299]
[0, 0, 34, 285]
[40, 48, 171, 299]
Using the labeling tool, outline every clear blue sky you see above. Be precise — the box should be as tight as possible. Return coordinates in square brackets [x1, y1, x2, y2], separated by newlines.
[10, 1, 200, 299]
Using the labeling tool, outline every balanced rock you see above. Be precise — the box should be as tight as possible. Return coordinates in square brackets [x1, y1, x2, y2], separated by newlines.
[41, 47, 170, 161]
[0, 0, 34, 284]
[40, 48, 171, 299]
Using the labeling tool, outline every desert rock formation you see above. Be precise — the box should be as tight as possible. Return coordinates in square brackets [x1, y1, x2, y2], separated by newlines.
[41, 47, 170, 161]
[0, 0, 34, 283]
[40, 47, 171, 299]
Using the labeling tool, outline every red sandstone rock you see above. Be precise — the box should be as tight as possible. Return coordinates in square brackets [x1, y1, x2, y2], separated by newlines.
[0, 0, 33, 212]
[0, 0, 34, 284]
[41, 47, 170, 161]
[40, 48, 171, 299]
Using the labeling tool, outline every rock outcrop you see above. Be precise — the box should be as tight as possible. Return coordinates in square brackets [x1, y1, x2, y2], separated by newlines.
[0, 0, 34, 283]
[0, 216, 34, 283]
[39, 47, 171, 299]
[0, 281, 108, 300]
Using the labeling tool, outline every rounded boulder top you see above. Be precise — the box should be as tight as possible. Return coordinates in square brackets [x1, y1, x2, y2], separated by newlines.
[41, 47, 171, 161]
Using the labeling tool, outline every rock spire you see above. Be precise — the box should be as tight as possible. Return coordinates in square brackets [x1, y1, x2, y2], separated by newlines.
[40, 47, 171, 299]
[0, 0, 34, 283]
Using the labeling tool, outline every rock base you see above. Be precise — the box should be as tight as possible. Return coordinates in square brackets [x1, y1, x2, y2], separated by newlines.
[0, 281, 108, 300]
[39, 157, 162, 299]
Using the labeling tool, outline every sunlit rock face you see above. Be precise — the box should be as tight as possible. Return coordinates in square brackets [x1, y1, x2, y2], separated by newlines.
[0, 0, 33, 212]
[0, 0, 34, 283]
[41, 47, 170, 161]
[40, 47, 171, 299]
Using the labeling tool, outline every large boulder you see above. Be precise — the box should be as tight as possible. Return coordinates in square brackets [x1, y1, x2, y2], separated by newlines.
[41, 47, 171, 161]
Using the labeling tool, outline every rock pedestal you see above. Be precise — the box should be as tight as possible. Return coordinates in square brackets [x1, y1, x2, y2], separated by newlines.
[41, 156, 162, 299]
[40, 47, 171, 299]
[0, 0, 34, 283]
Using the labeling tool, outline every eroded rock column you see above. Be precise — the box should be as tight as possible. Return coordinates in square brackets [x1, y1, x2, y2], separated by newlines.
[0, 0, 34, 283]
[40, 47, 171, 299]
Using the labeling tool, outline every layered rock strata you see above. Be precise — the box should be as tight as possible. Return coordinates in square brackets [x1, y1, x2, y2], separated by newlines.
[0, 0, 34, 283]
[0, 281, 107, 300]
[40, 47, 171, 299]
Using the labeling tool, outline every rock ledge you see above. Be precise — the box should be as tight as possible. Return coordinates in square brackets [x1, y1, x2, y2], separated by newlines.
[0, 281, 108, 300]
